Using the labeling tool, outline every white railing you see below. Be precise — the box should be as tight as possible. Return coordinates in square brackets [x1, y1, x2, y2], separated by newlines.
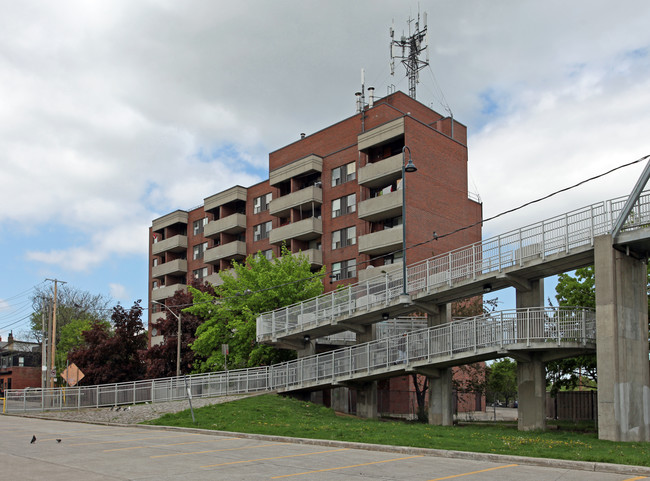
[257, 192, 650, 341]
[5, 308, 594, 413]
[270, 307, 595, 391]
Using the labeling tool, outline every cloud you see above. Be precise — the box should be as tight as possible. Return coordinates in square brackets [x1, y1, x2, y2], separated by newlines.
[2, 0, 650, 292]
[109, 283, 128, 302]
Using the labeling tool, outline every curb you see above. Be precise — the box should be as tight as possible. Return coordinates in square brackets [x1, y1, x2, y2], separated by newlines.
[16, 414, 649, 477]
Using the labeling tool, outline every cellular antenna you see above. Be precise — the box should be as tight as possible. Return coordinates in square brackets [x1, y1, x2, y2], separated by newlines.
[390, 11, 429, 99]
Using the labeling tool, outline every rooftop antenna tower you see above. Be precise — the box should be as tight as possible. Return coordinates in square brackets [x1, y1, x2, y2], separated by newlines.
[390, 11, 429, 99]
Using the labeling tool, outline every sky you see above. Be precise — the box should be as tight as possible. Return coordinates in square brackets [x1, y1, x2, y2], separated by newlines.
[1, 0, 650, 339]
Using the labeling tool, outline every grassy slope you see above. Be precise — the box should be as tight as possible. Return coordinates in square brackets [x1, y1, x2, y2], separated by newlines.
[143, 394, 650, 467]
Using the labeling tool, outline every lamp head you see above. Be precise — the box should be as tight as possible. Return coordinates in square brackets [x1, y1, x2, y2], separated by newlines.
[404, 158, 417, 173]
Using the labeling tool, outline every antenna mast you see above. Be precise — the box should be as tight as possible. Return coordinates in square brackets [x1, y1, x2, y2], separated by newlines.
[390, 11, 429, 99]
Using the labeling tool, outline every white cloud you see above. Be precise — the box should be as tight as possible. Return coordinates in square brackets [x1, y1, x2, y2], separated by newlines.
[109, 283, 128, 302]
[1, 0, 650, 298]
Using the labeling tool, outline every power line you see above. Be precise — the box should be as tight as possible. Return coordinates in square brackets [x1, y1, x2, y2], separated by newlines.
[149, 154, 649, 313]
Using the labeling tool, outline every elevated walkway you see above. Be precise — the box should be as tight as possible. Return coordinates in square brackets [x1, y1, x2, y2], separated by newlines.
[269, 307, 595, 393]
[4, 307, 594, 412]
[257, 192, 650, 347]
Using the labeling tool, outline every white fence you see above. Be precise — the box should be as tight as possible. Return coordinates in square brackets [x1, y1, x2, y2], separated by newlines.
[257, 192, 649, 341]
[5, 307, 595, 413]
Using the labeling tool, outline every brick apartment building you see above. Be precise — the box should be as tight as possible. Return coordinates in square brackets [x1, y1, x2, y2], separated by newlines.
[148, 90, 483, 414]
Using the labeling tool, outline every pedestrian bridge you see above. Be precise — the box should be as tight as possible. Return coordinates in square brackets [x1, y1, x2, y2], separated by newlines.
[4, 307, 594, 413]
[257, 191, 650, 347]
[269, 306, 595, 393]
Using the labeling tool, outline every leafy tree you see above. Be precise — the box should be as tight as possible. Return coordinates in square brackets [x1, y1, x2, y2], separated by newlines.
[29, 284, 112, 342]
[486, 358, 518, 406]
[186, 246, 325, 372]
[547, 266, 598, 393]
[142, 282, 214, 378]
[55, 318, 108, 371]
[68, 301, 147, 385]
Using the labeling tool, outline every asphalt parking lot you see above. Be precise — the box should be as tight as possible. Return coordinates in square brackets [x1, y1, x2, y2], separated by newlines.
[2, 415, 649, 481]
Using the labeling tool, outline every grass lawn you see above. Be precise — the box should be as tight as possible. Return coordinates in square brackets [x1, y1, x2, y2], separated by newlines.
[143, 394, 650, 467]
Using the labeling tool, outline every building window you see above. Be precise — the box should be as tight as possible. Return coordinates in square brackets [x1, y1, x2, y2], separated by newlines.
[331, 162, 356, 187]
[152, 280, 158, 289]
[193, 267, 208, 279]
[331, 259, 357, 281]
[152, 258, 158, 267]
[254, 193, 272, 214]
[254, 221, 272, 241]
[193, 217, 208, 236]
[332, 193, 356, 218]
[261, 249, 273, 260]
[193, 242, 208, 260]
[332, 226, 356, 250]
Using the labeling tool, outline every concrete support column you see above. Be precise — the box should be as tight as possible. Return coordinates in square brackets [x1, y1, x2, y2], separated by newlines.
[514, 278, 546, 431]
[355, 325, 377, 418]
[330, 387, 350, 413]
[356, 381, 378, 419]
[515, 279, 544, 309]
[428, 368, 454, 425]
[595, 234, 650, 442]
[517, 355, 546, 431]
[427, 304, 453, 425]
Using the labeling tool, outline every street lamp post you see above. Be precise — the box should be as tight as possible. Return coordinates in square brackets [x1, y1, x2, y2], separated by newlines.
[152, 300, 182, 377]
[401, 146, 418, 296]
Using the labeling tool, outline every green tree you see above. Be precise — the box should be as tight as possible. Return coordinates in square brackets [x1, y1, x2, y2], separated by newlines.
[55, 318, 107, 371]
[549, 264, 650, 393]
[68, 301, 147, 385]
[186, 246, 325, 372]
[486, 358, 517, 406]
[29, 284, 112, 341]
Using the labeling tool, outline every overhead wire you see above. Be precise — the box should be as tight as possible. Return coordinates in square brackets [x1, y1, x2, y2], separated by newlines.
[148, 154, 650, 314]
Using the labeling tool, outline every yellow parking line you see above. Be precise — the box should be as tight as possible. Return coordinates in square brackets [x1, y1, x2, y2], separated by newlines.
[201, 448, 350, 468]
[104, 437, 238, 452]
[151, 442, 290, 459]
[427, 464, 518, 481]
[270, 455, 423, 478]
[69, 433, 200, 446]
[623, 477, 648, 481]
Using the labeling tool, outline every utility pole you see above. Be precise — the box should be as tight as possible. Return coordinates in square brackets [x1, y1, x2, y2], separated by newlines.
[45, 278, 66, 388]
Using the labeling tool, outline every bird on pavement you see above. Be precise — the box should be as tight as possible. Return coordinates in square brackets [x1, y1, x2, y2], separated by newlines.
[56, 439, 61, 443]
[30, 435, 36, 444]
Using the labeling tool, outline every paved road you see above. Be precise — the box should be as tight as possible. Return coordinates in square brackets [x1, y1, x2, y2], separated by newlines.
[2, 415, 648, 481]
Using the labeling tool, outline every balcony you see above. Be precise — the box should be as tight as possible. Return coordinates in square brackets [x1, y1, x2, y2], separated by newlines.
[301, 248, 323, 268]
[204, 268, 237, 287]
[357, 262, 402, 282]
[151, 283, 187, 301]
[204, 186, 247, 213]
[152, 235, 188, 256]
[269, 217, 322, 244]
[152, 259, 187, 278]
[152, 210, 188, 232]
[358, 190, 402, 222]
[150, 311, 166, 324]
[204, 241, 247, 264]
[358, 117, 404, 151]
[269, 185, 323, 218]
[358, 153, 403, 188]
[358, 227, 402, 256]
[204, 213, 247, 238]
[270, 155, 323, 187]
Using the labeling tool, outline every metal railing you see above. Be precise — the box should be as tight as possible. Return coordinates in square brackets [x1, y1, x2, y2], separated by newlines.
[270, 306, 595, 391]
[5, 307, 594, 413]
[257, 192, 650, 341]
